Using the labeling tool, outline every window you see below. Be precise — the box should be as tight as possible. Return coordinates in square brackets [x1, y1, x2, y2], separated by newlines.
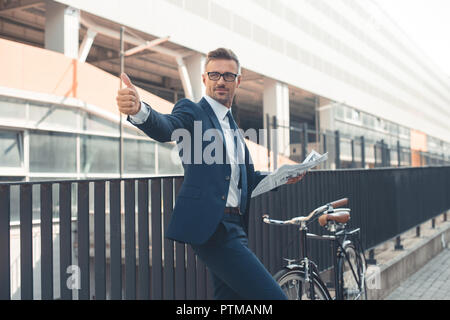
[185, 0, 209, 19]
[233, 14, 252, 39]
[30, 104, 79, 130]
[253, 24, 268, 46]
[335, 105, 344, 120]
[157, 143, 183, 174]
[83, 113, 118, 134]
[124, 139, 156, 174]
[0, 130, 22, 168]
[81, 135, 119, 174]
[0, 99, 26, 120]
[29, 131, 77, 173]
[352, 110, 360, 122]
[211, 2, 231, 29]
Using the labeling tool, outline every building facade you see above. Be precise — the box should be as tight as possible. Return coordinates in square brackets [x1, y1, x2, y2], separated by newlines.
[1, 0, 449, 182]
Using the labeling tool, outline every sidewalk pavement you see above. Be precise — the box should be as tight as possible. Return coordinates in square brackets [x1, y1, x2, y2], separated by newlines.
[385, 248, 450, 300]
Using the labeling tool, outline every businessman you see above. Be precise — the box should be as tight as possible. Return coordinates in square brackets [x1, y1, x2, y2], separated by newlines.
[116, 48, 305, 300]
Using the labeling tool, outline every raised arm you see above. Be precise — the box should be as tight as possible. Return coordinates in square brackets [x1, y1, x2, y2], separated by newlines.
[117, 73, 196, 143]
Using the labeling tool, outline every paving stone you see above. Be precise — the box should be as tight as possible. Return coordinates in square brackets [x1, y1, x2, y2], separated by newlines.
[385, 249, 450, 300]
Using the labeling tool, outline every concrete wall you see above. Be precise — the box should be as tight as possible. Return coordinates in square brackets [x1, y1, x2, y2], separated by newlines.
[367, 221, 450, 300]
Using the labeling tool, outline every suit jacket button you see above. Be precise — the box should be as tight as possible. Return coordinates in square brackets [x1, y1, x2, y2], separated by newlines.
[221, 195, 226, 200]
[225, 176, 230, 181]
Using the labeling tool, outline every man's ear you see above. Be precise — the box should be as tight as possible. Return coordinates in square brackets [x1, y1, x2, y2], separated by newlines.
[202, 73, 207, 86]
[236, 75, 242, 88]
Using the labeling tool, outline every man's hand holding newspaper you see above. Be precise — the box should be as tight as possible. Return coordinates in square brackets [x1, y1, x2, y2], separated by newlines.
[251, 150, 328, 198]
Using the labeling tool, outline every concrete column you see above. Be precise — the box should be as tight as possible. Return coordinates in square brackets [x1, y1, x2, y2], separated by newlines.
[318, 97, 336, 133]
[45, 2, 80, 59]
[263, 78, 290, 157]
[177, 53, 205, 102]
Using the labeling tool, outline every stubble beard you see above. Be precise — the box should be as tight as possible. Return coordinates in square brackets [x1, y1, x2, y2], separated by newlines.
[213, 89, 233, 108]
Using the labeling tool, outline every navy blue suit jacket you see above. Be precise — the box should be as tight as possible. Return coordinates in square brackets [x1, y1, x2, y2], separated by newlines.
[129, 97, 268, 245]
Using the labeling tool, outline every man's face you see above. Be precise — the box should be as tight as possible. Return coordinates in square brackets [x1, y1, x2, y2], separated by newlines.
[202, 59, 241, 108]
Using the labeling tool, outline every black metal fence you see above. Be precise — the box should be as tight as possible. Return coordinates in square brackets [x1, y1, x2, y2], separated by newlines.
[1, 166, 449, 300]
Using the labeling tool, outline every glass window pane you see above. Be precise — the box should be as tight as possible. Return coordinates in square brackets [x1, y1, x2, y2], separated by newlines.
[81, 135, 119, 174]
[29, 131, 77, 173]
[124, 139, 156, 174]
[84, 113, 119, 134]
[0, 131, 22, 167]
[30, 104, 79, 130]
[0, 98, 26, 119]
[157, 143, 183, 174]
[335, 104, 344, 120]
[340, 138, 352, 158]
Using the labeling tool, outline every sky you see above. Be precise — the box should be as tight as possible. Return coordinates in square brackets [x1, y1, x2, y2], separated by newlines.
[373, 0, 450, 79]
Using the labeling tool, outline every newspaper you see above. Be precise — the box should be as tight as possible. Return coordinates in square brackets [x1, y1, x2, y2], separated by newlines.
[251, 150, 328, 198]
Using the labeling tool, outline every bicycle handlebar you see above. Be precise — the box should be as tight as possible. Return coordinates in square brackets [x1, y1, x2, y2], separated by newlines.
[262, 198, 350, 226]
[329, 198, 348, 209]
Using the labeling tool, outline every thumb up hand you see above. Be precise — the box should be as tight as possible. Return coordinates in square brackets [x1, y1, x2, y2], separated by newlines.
[116, 73, 141, 115]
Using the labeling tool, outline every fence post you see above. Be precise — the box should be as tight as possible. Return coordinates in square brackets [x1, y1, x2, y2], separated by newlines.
[0, 185, 11, 300]
[394, 236, 404, 250]
[273, 115, 278, 170]
[266, 114, 271, 171]
[302, 122, 308, 163]
[351, 139, 355, 168]
[397, 141, 401, 167]
[367, 249, 377, 265]
[386, 142, 391, 166]
[416, 226, 421, 237]
[431, 218, 436, 229]
[335, 130, 340, 169]
[374, 143, 378, 167]
[361, 136, 365, 169]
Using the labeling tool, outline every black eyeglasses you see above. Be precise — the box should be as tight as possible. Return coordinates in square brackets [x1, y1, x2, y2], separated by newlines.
[206, 72, 239, 82]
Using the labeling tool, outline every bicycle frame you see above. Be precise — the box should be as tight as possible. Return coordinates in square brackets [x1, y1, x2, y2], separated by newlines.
[302, 223, 365, 300]
[332, 226, 365, 300]
[263, 198, 366, 300]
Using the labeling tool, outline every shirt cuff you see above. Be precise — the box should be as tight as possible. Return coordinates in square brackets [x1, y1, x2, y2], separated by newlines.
[129, 101, 151, 125]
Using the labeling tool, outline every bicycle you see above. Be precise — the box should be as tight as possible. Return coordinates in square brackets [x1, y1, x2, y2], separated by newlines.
[263, 198, 367, 300]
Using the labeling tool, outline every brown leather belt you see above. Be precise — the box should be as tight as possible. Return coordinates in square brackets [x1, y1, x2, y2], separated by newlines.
[224, 207, 241, 215]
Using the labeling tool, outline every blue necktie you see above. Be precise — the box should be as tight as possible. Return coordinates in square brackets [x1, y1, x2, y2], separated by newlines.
[226, 111, 247, 213]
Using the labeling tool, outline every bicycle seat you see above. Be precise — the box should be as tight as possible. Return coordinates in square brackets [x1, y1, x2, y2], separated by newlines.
[318, 211, 350, 227]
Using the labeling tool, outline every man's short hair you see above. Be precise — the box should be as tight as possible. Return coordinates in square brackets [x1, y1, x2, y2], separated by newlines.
[204, 48, 240, 73]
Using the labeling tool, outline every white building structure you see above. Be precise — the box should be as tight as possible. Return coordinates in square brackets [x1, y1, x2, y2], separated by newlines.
[2, 0, 450, 177]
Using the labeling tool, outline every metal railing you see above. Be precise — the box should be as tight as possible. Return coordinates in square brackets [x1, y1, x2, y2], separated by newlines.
[1, 166, 449, 300]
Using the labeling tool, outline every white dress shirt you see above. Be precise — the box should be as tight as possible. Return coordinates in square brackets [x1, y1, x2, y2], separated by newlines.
[204, 95, 244, 208]
[128, 101, 150, 125]
[130, 96, 244, 208]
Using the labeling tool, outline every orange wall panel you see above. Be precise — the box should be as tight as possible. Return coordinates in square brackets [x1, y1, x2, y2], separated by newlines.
[410, 129, 427, 152]
[0, 38, 173, 115]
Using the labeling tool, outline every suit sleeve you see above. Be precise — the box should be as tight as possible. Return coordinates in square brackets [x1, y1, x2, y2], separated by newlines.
[127, 98, 196, 143]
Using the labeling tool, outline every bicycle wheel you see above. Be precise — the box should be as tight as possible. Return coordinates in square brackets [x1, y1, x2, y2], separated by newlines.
[274, 267, 331, 300]
[338, 243, 367, 300]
